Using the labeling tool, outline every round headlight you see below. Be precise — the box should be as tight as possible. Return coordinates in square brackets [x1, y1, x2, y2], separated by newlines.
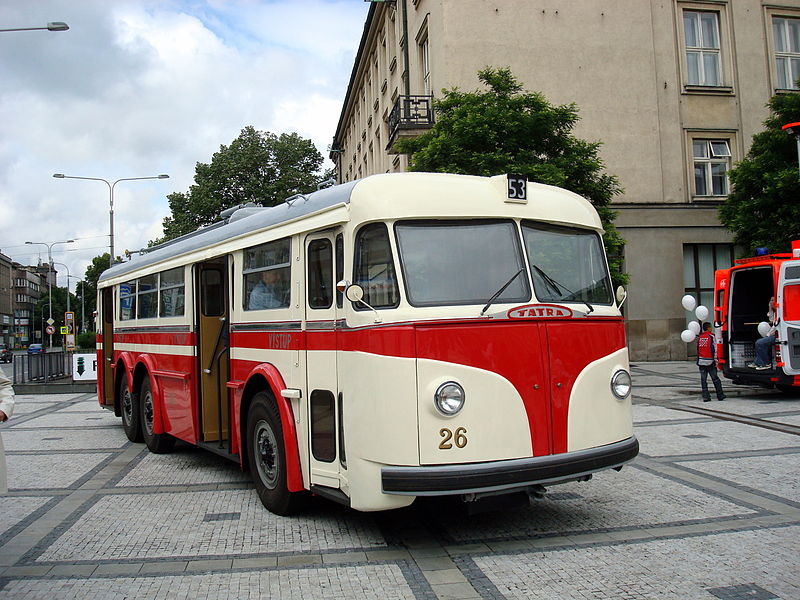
[434, 382, 465, 416]
[611, 369, 632, 400]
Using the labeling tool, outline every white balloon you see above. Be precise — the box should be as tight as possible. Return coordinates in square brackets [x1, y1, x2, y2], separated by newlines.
[681, 295, 697, 311]
[757, 321, 772, 337]
[688, 321, 701, 334]
[695, 305, 709, 321]
[680, 329, 697, 343]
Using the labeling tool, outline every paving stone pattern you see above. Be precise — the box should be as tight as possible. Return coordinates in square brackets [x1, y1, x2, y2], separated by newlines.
[0, 362, 799, 599]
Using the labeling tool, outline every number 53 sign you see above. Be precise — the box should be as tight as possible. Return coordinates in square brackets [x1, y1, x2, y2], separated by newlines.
[506, 174, 527, 203]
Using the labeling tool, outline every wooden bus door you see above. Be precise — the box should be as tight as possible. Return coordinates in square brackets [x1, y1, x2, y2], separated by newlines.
[195, 258, 230, 446]
[101, 287, 115, 407]
[304, 232, 342, 490]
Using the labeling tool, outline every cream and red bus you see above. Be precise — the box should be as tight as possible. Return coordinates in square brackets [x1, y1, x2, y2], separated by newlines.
[96, 172, 638, 514]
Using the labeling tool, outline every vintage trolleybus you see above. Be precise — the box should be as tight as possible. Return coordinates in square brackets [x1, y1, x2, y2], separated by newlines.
[713, 240, 800, 393]
[96, 173, 639, 514]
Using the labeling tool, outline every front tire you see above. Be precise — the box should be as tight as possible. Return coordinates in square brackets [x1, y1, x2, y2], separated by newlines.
[119, 376, 142, 442]
[247, 392, 304, 515]
[140, 377, 175, 454]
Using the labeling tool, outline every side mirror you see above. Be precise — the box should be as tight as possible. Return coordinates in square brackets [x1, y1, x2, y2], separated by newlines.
[336, 280, 380, 322]
[345, 284, 364, 303]
[615, 286, 628, 308]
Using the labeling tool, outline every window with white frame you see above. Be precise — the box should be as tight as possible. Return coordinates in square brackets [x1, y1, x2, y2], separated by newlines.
[683, 10, 721, 86]
[773, 16, 800, 89]
[693, 139, 731, 197]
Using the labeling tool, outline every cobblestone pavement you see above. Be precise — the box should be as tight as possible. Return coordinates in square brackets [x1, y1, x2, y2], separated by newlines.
[1, 362, 798, 599]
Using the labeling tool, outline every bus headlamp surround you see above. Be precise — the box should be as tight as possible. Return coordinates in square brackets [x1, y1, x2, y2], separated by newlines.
[611, 369, 632, 400]
[434, 382, 465, 416]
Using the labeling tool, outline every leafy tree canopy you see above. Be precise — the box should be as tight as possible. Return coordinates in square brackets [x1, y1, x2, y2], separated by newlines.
[157, 126, 326, 243]
[719, 92, 800, 255]
[395, 67, 627, 285]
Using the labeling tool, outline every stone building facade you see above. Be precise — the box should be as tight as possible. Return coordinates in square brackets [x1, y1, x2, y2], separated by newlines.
[330, 0, 800, 360]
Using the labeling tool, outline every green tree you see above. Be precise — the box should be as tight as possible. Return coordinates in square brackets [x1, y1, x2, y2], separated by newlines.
[396, 67, 627, 285]
[719, 92, 800, 255]
[158, 126, 325, 242]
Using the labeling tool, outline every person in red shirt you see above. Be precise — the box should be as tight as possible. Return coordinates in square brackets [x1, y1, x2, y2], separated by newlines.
[697, 322, 726, 402]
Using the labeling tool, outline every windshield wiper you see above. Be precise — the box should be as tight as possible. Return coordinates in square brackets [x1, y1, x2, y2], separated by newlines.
[480, 268, 525, 316]
[531, 264, 593, 314]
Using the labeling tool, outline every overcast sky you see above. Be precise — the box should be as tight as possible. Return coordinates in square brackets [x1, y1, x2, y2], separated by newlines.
[0, 0, 367, 289]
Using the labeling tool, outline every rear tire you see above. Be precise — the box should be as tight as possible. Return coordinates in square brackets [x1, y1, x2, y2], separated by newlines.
[140, 377, 175, 454]
[247, 392, 304, 515]
[119, 376, 142, 442]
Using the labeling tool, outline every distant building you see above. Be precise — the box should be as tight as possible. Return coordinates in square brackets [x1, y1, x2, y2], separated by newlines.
[0, 253, 12, 347]
[331, 0, 800, 360]
[11, 263, 48, 346]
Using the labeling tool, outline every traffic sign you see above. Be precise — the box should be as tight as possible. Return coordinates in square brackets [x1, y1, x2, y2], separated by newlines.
[46, 325, 56, 335]
[46, 318, 55, 326]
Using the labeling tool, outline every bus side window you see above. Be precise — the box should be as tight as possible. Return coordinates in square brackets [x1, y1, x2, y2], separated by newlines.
[308, 239, 333, 309]
[243, 238, 291, 311]
[353, 223, 400, 309]
[119, 281, 136, 321]
[336, 234, 344, 309]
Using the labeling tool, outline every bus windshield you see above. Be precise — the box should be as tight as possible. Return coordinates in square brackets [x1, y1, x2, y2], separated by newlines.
[395, 220, 530, 307]
[522, 222, 613, 305]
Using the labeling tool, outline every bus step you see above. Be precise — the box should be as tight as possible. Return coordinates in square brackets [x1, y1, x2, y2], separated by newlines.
[197, 440, 238, 463]
[310, 484, 351, 507]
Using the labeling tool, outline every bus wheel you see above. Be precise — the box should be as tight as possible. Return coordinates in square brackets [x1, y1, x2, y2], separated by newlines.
[119, 377, 142, 442]
[140, 378, 175, 454]
[247, 392, 303, 515]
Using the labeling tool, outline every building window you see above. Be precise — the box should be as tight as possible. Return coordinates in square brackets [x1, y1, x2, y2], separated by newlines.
[683, 244, 733, 323]
[773, 16, 800, 89]
[693, 139, 731, 197]
[420, 34, 430, 96]
[683, 10, 721, 86]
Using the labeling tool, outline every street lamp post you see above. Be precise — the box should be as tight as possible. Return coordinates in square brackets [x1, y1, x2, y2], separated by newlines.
[0, 22, 69, 33]
[25, 240, 74, 349]
[52, 262, 71, 314]
[53, 174, 169, 269]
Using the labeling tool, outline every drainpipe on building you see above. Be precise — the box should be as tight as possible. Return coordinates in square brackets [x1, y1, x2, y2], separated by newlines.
[401, 0, 410, 98]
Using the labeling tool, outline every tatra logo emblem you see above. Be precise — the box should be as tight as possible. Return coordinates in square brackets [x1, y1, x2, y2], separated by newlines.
[507, 304, 574, 319]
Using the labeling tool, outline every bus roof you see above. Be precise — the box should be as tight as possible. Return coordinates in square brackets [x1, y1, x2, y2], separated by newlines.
[99, 179, 358, 284]
[99, 173, 602, 285]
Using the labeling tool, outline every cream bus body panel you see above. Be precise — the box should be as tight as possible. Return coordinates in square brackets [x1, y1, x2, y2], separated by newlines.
[347, 174, 603, 233]
[567, 348, 633, 452]
[417, 359, 532, 464]
[338, 351, 418, 511]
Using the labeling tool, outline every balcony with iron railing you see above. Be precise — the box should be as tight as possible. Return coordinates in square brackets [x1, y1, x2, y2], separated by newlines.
[387, 95, 434, 153]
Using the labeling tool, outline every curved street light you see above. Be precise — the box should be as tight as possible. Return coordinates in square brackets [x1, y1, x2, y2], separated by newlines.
[53, 173, 169, 268]
[0, 22, 69, 32]
[24, 239, 75, 348]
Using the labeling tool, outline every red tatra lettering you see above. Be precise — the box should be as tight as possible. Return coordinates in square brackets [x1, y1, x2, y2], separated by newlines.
[546, 308, 554, 316]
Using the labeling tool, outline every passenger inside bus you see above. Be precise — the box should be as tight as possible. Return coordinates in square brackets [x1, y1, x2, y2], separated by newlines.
[248, 269, 288, 310]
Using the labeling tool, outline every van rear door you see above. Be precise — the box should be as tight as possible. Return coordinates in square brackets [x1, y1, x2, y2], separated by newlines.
[777, 260, 800, 375]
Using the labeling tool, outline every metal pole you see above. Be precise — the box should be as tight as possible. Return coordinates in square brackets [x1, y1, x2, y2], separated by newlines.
[109, 182, 115, 268]
[47, 247, 53, 349]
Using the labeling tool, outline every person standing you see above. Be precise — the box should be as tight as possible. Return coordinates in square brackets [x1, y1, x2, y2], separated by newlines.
[0, 372, 15, 493]
[697, 322, 726, 402]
